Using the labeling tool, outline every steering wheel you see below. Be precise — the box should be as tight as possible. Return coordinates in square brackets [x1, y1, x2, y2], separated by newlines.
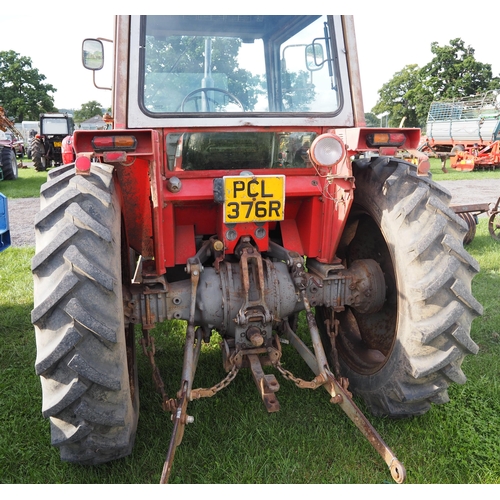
[180, 87, 244, 112]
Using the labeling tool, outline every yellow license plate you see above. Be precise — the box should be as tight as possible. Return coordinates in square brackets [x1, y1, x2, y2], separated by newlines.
[54, 141, 62, 147]
[223, 175, 285, 223]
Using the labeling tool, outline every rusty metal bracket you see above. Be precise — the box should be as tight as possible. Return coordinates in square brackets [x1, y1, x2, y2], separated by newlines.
[235, 243, 273, 326]
[159, 261, 202, 484]
[281, 319, 406, 484]
[160, 380, 188, 484]
[323, 370, 406, 483]
[248, 353, 280, 412]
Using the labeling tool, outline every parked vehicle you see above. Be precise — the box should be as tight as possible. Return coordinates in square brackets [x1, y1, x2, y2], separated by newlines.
[420, 89, 500, 170]
[60, 134, 75, 164]
[31, 15, 482, 483]
[2, 132, 25, 158]
[31, 113, 74, 171]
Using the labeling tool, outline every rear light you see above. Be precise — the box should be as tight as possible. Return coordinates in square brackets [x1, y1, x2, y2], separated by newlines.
[91, 135, 137, 151]
[309, 133, 346, 167]
[75, 155, 92, 175]
[366, 133, 406, 148]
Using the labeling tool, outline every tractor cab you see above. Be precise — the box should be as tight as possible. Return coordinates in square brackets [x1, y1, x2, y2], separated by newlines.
[133, 15, 344, 117]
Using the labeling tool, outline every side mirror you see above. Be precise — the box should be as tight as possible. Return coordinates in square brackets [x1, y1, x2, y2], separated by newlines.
[305, 43, 324, 71]
[82, 39, 104, 71]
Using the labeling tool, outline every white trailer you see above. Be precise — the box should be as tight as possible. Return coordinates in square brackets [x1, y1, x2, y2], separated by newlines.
[420, 89, 500, 170]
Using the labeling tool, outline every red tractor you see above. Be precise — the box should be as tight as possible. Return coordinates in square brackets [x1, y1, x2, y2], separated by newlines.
[31, 15, 482, 483]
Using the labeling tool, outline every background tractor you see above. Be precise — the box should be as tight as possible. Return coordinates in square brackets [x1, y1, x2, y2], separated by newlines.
[30, 113, 74, 171]
[31, 15, 482, 484]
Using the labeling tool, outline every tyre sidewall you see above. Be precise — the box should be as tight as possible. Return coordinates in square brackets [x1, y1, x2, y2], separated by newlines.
[335, 157, 479, 416]
[1, 147, 18, 180]
[338, 161, 413, 395]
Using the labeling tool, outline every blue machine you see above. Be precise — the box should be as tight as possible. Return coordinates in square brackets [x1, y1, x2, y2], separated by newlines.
[0, 192, 11, 252]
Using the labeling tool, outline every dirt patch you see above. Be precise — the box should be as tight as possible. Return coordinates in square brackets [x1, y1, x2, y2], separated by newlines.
[6, 197, 40, 247]
[439, 179, 500, 208]
[5, 178, 500, 248]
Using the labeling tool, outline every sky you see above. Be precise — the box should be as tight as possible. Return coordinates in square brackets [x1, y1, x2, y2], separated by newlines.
[1, 2, 498, 116]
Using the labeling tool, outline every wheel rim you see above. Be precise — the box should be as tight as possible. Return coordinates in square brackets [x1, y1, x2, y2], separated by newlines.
[458, 212, 476, 245]
[489, 212, 500, 241]
[12, 156, 18, 178]
[336, 211, 398, 375]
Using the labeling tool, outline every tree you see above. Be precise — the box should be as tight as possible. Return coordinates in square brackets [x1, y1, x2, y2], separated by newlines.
[372, 64, 421, 127]
[73, 101, 105, 124]
[420, 38, 499, 99]
[281, 70, 316, 111]
[364, 112, 380, 127]
[371, 39, 500, 128]
[0, 50, 57, 122]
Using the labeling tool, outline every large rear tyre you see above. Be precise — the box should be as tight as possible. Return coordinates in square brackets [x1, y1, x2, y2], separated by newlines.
[318, 157, 482, 417]
[31, 163, 139, 464]
[31, 139, 47, 171]
[1, 147, 18, 180]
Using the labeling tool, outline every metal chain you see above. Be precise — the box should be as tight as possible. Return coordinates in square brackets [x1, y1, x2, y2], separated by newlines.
[190, 363, 240, 400]
[324, 312, 351, 393]
[269, 341, 326, 390]
[274, 360, 325, 390]
[141, 320, 342, 403]
[140, 329, 176, 413]
[324, 310, 342, 378]
[141, 326, 241, 406]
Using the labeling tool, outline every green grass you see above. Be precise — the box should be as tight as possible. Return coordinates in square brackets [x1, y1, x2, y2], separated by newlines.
[429, 157, 500, 182]
[0, 158, 47, 199]
[0, 219, 499, 484]
[0, 162, 47, 199]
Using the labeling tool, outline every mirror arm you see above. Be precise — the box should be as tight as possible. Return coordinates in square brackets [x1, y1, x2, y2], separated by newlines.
[310, 38, 325, 69]
[323, 22, 333, 78]
[93, 70, 112, 91]
[323, 22, 335, 89]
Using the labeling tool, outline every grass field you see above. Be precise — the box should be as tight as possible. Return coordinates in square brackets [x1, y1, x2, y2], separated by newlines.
[1, 222, 499, 484]
[0, 163, 45, 198]
[0, 159, 499, 484]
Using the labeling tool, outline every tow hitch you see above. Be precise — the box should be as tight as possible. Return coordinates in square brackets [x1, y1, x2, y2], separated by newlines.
[139, 240, 406, 484]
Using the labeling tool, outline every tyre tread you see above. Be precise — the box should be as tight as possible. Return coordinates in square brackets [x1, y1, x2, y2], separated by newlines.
[337, 158, 482, 417]
[32, 165, 138, 464]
